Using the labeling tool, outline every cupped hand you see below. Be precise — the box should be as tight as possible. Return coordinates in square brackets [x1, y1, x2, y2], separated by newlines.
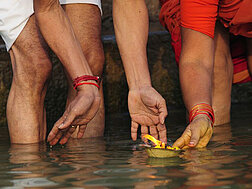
[172, 115, 213, 149]
[128, 86, 168, 143]
[47, 85, 100, 145]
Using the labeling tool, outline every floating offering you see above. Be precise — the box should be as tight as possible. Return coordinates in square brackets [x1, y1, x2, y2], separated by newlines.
[143, 134, 181, 158]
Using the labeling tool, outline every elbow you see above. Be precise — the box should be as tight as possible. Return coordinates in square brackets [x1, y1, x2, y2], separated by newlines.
[34, 0, 59, 16]
[179, 56, 214, 76]
[34, 0, 60, 25]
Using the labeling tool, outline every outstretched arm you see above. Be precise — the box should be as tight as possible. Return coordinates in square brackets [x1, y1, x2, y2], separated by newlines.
[33, 0, 100, 145]
[34, 0, 93, 79]
[113, 0, 168, 143]
[173, 27, 214, 149]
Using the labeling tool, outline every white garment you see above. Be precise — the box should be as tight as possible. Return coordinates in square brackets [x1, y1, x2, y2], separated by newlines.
[0, 0, 102, 51]
[60, 0, 102, 12]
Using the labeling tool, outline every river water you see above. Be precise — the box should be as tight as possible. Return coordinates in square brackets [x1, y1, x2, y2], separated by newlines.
[0, 105, 252, 188]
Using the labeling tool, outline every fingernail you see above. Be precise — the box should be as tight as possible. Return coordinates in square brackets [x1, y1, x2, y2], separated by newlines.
[189, 141, 195, 146]
[161, 118, 164, 124]
[58, 123, 64, 129]
[162, 115, 166, 124]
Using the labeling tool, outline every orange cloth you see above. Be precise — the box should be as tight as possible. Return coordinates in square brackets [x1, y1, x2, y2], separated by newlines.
[230, 35, 252, 83]
[180, 0, 252, 38]
[159, 0, 252, 84]
[219, 0, 252, 37]
[181, 0, 218, 38]
[159, 0, 181, 64]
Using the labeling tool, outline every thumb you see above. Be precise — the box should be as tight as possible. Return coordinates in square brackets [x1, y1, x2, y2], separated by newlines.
[188, 128, 200, 147]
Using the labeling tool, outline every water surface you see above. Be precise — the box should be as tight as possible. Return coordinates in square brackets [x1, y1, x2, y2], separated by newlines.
[0, 106, 252, 188]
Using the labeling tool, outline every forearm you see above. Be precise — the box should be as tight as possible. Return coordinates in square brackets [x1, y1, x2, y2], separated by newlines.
[113, 0, 151, 90]
[179, 60, 212, 110]
[34, 0, 93, 80]
[179, 27, 214, 111]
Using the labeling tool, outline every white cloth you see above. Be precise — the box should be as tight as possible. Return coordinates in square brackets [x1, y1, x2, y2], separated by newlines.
[60, 0, 102, 13]
[0, 0, 102, 51]
[0, 0, 33, 51]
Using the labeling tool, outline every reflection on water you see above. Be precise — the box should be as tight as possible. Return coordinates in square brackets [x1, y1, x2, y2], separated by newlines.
[0, 106, 252, 188]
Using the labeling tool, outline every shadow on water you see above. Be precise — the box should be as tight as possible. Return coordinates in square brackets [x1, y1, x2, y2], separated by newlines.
[0, 105, 252, 188]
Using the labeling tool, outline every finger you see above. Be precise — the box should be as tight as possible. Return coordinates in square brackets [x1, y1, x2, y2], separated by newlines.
[172, 127, 191, 148]
[131, 121, 139, 141]
[59, 127, 77, 145]
[71, 127, 79, 138]
[49, 131, 64, 146]
[172, 136, 186, 149]
[58, 112, 76, 130]
[141, 125, 148, 143]
[47, 115, 67, 142]
[149, 126, 158, 141]
[47, 125, 69, 142]
[157, 123, 167, 144]
[47, 126, 60, 142]
[77, 125, 87, 138]
[157, 98, 168, 124]
[195, 127, 213, 148]
[54, 111, 69, 129]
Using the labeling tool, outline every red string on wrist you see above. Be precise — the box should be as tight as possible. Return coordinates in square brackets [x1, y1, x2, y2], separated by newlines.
[74, 82, 100, 89]
[189, 103, 215, 127]
[73, 75, 100, 90]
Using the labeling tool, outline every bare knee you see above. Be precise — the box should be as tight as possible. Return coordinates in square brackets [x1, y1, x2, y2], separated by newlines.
[10, 49, 52, 97]
[9, 17, 52, 96]
[63, 4, 104, 76]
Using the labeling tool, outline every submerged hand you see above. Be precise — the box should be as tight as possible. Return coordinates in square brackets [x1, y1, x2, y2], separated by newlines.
[47, 85, 100, 145]
[172, 115, 213, 149]
[128, 86, 168, 143]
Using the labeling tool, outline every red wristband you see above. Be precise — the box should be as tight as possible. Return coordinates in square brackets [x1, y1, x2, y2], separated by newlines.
[189, 103, 215, 126]
[74, 82, 100, 89]
[73, 75, 100, 90]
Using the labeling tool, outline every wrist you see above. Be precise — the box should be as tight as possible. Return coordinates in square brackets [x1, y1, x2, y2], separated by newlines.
[76, 83, 99, 97]
[73, 75, 100, 90]
[189, 103, 215, 126]
[128, 81, 152, 90]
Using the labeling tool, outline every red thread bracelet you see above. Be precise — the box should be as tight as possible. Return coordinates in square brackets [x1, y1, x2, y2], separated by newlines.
[73, 75, 100, 90]
[189, 103, 215, 126]
[73, 75, 100, 84]
[74, 82, 100, 89]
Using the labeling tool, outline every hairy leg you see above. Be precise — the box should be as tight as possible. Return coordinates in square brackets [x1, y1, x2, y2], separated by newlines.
[7, 15, 52, 143]
[212, 22, 233, 125]
[62, 4, 105, 137]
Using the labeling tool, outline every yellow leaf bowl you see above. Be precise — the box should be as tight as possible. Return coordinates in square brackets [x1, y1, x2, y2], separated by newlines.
[145, 147, 181, 158]
[143, 134, 181, 158]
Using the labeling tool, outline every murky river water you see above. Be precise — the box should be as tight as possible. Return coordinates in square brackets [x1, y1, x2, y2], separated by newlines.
[0, 105, 252, 188]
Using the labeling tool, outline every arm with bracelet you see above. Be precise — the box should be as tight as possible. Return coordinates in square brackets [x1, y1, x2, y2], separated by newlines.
[33, 0, 101, 145]
[172, 0, 217, 148]
[113, 0, 168, 144]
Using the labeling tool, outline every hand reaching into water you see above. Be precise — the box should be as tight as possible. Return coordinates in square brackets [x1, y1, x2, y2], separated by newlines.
[172, 115, 213, 149]
[128, 86, 168, 144]
[47, 85, 100, 145]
